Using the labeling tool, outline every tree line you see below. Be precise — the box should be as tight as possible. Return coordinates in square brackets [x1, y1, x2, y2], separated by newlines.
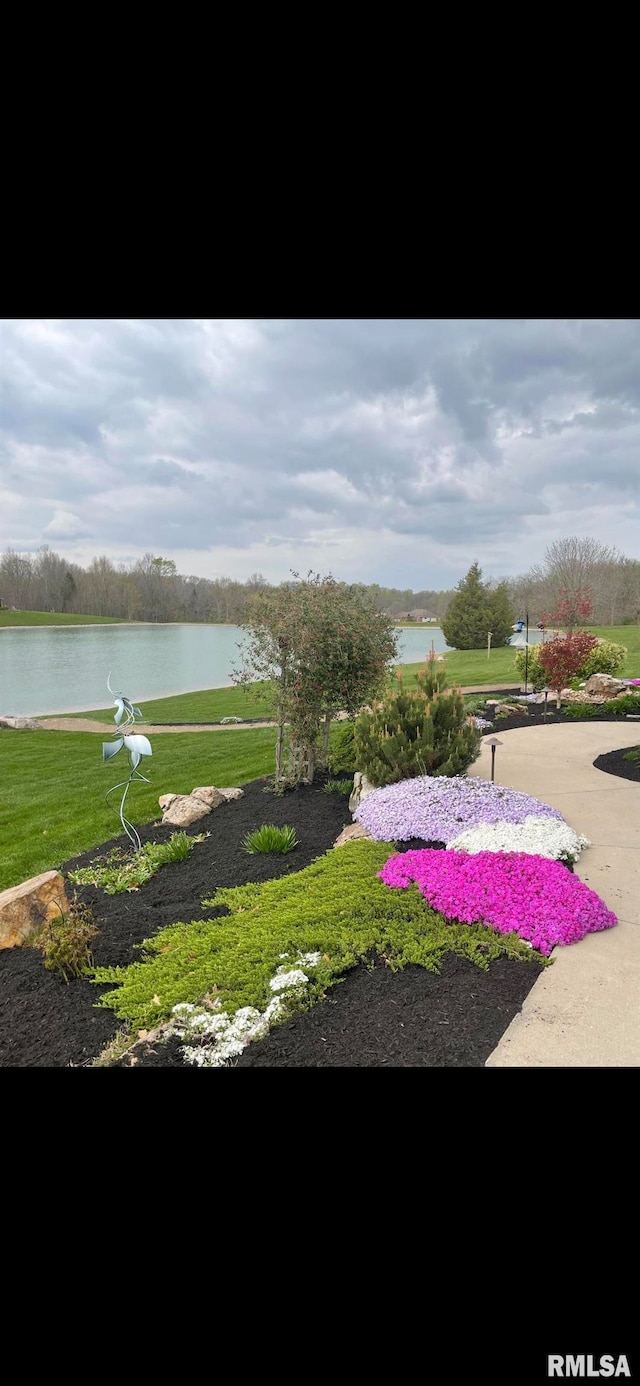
[0, 537, 638, 626]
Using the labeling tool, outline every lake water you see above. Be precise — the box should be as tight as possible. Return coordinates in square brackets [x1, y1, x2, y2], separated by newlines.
[0, 622, 462, 717]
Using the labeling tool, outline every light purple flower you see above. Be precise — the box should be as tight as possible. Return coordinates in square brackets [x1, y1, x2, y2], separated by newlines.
[355, 774, 564, 845]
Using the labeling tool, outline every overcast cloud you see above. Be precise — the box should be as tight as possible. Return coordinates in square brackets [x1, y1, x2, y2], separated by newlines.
[1, 318, 638, 588]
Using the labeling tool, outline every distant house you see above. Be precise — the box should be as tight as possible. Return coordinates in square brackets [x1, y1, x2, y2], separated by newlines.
[408, 609, 436, 622]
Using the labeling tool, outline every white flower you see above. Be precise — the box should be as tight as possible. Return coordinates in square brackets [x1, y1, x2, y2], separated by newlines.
[446, 815, 590, 862]
[278, 953, 290, 959]
[296, 951, 322, 967]
[269, 968, 309, 992]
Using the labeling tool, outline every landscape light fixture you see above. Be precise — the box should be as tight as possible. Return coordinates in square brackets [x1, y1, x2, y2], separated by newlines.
[543, 686, 549, 721]
[486, 735, 503, 783]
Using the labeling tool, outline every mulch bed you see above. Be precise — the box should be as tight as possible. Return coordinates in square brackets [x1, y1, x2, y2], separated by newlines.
[0, 768, 545, 1069]
[116, 952, 542, 1069]
[593, 745, 640, 784]
[483, 705, 640, 734]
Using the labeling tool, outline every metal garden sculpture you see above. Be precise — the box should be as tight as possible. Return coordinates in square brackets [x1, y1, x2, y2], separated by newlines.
[102, 674, 152, 852]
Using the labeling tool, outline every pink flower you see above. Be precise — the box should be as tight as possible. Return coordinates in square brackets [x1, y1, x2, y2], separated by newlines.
[378, 849, 617, 956]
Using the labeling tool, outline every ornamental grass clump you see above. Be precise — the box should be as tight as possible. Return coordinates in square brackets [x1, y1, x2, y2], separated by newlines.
[243, 824, 298, 854]
[355, 774, 564, 845]
[379, 849, 617, 956]
[353, 661, 481, 789]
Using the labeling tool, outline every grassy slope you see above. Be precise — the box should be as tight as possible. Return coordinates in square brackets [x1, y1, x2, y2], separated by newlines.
[49, 683, 275, 723]
[0, 609, 125, 626]
[0, 728, 276, 892]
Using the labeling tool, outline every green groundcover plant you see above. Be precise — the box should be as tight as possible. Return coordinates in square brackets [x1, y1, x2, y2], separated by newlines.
[91, 840, 540, 1031]
[69, 831, 205, 894]
[323, 779, 352, 796]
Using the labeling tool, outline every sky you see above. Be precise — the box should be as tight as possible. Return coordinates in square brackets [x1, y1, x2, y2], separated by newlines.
[1, 318, 639, 590]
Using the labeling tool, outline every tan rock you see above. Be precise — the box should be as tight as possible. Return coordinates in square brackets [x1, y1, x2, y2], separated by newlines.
[584, 673, 627, 699]
[348, 771, 376, 813]
[0, 716, 40, 730]
[190, 787, 226, 808]
[159, 784, 242, 826]
[0, 870, 70, 950]
[333, 823, 372, 848]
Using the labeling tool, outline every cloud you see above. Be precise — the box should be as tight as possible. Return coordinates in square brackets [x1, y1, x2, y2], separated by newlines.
[0, 318, 638, 587]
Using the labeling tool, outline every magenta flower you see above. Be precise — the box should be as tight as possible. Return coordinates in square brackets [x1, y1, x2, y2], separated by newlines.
[378, 849, 617, 956]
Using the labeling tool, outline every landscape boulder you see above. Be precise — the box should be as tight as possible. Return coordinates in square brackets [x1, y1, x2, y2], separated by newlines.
[584, 673, 628, 699]
[333, 823, 372, 848]
[348, 772, 376, 813]
[0, 715, 40, 730]
[0, 870, 70, 950]
[158, 785, 243, 827]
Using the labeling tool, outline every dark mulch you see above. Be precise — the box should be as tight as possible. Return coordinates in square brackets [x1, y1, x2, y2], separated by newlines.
[0, 767, 544, 1070]
[593, 745, 640, 784]
[485, 703, 640, 734]
[112, 952, 544, 1069]
[0, 772, 355, 1068]
[234, 953, 542, 1067]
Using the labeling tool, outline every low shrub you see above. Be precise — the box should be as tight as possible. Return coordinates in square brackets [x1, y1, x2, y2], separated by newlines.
[624, 747, 640, 765]
[327, 722, 357, 774]
[242, 824, 298, 854]
[31, 896, 99, 983]
[514, 638, 628, 689]
[68, 831, 206, 894]
[354, 670, 481, 788]
[608, 694, 640, 716]
[514, 645, 545, 689]
[92, 840, 539, 1030]
[562, 703, 600, 719]
[579, 640, 627, 678]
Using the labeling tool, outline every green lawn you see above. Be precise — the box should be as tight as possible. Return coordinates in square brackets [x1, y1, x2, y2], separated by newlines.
[0, 609, 126, 626]
[0, 727, 276, 892]
[401, 626, 640, 688]
[49, 682, 275, 723]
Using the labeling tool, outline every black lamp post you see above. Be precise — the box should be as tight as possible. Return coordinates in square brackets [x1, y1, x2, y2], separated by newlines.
[543, 686, 549, 721]
[487, 735, 503, 783]
[524, 608, 529, 694]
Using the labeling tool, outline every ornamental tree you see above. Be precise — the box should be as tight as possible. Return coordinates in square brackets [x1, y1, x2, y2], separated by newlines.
[231, 572, 398, 787]
[538, 631, 598, 707]
[540, 586, 593, 634]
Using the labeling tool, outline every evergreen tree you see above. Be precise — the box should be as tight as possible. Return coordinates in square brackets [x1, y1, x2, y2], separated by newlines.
[441, 562, 494, 650]
[354, 665, 481, 788]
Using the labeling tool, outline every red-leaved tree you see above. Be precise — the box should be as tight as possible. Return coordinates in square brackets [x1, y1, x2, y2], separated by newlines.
[539, 631, 598, 707]
[540, 586, 593, 634]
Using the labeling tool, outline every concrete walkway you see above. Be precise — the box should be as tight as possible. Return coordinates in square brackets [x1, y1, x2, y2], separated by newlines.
[472, 723, 640, 1067]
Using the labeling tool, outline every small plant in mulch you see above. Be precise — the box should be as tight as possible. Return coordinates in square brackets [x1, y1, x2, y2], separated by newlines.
[68, 831, 207, 894]
[625, 747, 640, 765]
[323, 779, 352, 796]
[242, 824, 298, 854]
[31, 895, 100, 983]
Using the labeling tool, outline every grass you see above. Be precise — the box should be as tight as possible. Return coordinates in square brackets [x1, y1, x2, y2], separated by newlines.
[0, 727, 276, 892]
[242, 824, 298, 855]
[92, 840, 539, 1031]
[47, 682, 275, 723]
[0, 609, 126, 626]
